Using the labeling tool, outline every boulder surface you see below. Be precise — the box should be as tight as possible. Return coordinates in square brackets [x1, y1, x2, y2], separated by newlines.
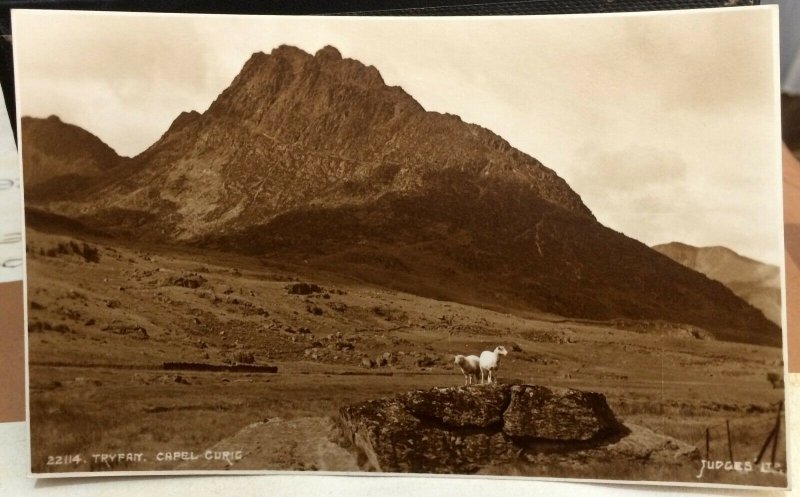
[338, 384, 697, 474]
[502, 385, 619, 440]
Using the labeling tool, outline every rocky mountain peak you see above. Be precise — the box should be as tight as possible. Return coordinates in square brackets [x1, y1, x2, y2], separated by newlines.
[315, 45, 342, 61]
[157, 45, 591, 220]
[165, 110, 201, 134]
[20, 47, 781, 345]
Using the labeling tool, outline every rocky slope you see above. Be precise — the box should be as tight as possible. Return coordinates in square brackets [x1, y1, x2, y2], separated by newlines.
[653, 242, 781, 325]
[21, 45, 781, 345]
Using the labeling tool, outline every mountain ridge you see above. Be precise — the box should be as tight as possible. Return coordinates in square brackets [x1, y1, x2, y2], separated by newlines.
[652, 241, 781, 325]
[21, 44, 781, 346]
[21, 115, 127, 201]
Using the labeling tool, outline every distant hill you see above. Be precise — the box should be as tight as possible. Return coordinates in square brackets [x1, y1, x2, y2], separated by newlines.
[652, 242, 781, 325]
[21, 115, 127, 201]
[21, 45, 781, 346]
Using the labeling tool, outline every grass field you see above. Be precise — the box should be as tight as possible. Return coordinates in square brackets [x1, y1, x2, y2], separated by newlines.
[24, 229, 787, 486]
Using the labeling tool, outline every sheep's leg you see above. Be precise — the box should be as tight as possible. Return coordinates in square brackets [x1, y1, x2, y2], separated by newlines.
[488, 369, 494, 384]
[480, 368, 485, 385]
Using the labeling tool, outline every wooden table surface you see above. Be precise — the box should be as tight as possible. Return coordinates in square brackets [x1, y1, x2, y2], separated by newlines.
[784, 146, 800, 372]
[0, 280, 23, 422]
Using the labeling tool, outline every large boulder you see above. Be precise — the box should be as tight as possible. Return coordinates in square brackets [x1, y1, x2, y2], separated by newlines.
[339, 396, 516, 473]
[398, 386, 510, 428]
[597, 423, 699, 464]
[502, 385, 618, 440]
[338, 384, 697, 474]
[286, 282, 323, 295]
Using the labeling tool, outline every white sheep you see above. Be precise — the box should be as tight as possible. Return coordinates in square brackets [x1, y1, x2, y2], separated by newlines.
[479, 346, 508, 385]
[453, 354, 481, 385]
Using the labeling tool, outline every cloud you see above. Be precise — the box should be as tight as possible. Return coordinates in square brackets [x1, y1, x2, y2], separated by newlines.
[14, 14, 217, 156]
[566, 142, 781, 265]
[572, 145, 688, 191]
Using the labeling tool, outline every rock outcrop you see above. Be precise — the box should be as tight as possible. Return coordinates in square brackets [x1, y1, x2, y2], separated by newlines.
[338, 384, 697, 474]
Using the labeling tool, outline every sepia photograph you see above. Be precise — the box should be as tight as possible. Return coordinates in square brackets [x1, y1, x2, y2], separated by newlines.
[14, 7, 788, 487]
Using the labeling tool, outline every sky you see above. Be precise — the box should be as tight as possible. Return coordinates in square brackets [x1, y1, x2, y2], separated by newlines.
[12, 7, 784, 265]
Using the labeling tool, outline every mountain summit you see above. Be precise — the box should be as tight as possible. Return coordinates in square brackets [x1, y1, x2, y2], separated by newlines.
[22, 45, 780, 345]
[78, 43, 590, 238]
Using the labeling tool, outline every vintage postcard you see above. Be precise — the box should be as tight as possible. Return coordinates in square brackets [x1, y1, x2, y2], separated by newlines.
[14, 7, 788, 487]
